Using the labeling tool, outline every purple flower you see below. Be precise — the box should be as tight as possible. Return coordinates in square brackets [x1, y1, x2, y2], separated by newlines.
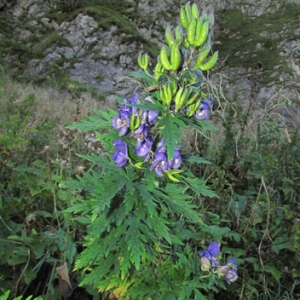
[218, 257, 238, 284]
[112, 140, 128, 167]
[155, 140, 166, 153]
[200, 241, 220, 271]
[150, 151, 169, 176]
[135, 135, 154, 158]
[143, 96, 159, 124]
[194, 98, 213, 120]
[168, 149, 182, 169]
[225, 268, 238, 284]
[112, 94, 140, 136]
[112, 109, 131, 136]
[131, 122, 150, 140]
[126, 93, 139, 116]
[121, 94, 139, 116]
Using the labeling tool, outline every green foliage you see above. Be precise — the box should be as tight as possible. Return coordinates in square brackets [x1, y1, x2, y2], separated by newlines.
[216, 1, 300, 82]
[0, 66, 96, 298]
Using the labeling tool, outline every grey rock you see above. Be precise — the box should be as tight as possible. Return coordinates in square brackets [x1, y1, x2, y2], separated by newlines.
[35, 52, 61, 75]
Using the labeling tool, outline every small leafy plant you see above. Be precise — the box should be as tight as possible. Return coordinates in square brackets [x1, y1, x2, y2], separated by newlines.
[63, 3, 237, 299]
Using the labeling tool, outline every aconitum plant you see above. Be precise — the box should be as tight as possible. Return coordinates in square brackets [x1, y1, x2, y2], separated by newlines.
[63, 3, 236, 299]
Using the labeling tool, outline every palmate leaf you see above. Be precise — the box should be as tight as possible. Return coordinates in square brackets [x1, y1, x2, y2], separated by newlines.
[154, 184, 200, 221]
[93, 172, 127, 212]
[128, 69, 157, 88]
[158, 112, 186, 159]
[184, 155, 212, 164]
[182, 116, 217, 139]
[67, 109, 117, 131]
[183, 175, 218, 198]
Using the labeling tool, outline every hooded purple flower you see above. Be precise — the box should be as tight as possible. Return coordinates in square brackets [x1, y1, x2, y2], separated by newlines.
[194, 98, 213, 120]
[112, 109, 131, 136]
[112, 94, 140, 136]
[168, 149, 182, 169]
[143, 96, 159, 124]
[155, 140, 166, 153]
[150, 151, 169, 176]
[136, 135, 154, 158]
[131, 122, 150, 140]
[112, 140, 128, 167]
[126, 94, 139, 116]
[200, 241, 220, 271]
[123, 93, 139, 116]
[218, 257, 238, 284]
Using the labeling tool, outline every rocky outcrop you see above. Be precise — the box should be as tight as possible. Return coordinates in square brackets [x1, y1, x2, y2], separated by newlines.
[1, 0, 299, 125]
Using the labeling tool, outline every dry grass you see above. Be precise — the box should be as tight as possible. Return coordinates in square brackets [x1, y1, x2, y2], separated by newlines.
[2, 80, 113, 127]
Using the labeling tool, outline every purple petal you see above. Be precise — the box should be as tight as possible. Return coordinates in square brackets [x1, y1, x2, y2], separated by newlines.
[136, 136, 153, 158]
[199, 250, 212, 260]
[225, 269, 238, 284]
[227, 258, 237, 269]
[147, 109, 159, 124]
[218, 265, 231, 276]
[112, 140, 128, 167]
[168, 149, 182, 169]
[208, 242, 220, 257]
[194, 100, 210, 120]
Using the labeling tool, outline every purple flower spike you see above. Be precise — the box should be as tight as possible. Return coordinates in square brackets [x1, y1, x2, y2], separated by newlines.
[150, 151, 169, 176]
[112, 140, 128, 167]
[136, 136, 154, 158]
[194, 98, 213, 120]
[168, 149, 182, 169]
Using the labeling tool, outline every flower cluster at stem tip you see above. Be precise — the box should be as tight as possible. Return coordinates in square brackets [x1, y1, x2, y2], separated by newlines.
[200, 242, 238, 284]
[112, 93, 212, 175]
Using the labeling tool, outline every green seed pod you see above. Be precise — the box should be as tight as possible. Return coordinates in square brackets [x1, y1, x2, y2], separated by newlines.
[171, 43, 181, 72]
[195, 19, 202, 43]
[185, 2, 192, 24]
[193, 42, 211, 70]
[159, 87, 167, 104]
[163, 83, 173, 106]
[165, 26, 176, 50]
[175, 25, 183, 44]
[160, 45, 172, 70]
[187, 99, 201, 117]
[187, 19, 197, 46]
[195, 21, 209, 47]
[137, 54, 149, 71]
[171, 79, 178, 95]
[185, 90, 200, 106]
[184, 39, 191, 49]
[154, 61, 165, 80]
[179, 8, 189, 29]
[191, 3, 199, 19]
[174, 86, 184, 110]
[199, 51, 218, 71]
